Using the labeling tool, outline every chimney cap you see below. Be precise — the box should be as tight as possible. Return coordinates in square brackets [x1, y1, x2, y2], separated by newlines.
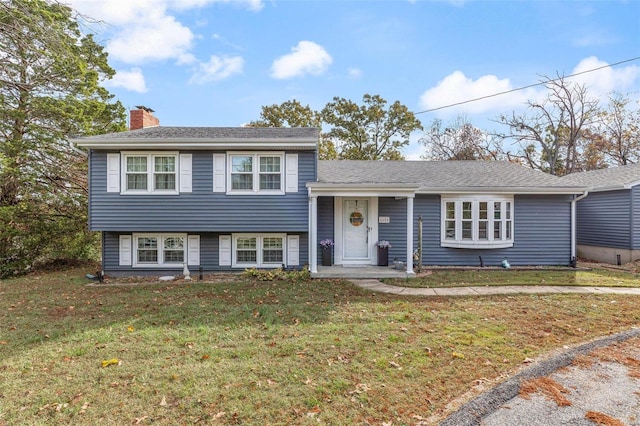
[134, 105, 155, 113]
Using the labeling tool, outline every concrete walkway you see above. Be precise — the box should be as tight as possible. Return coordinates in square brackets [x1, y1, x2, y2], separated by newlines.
[349, 279, 640, 296]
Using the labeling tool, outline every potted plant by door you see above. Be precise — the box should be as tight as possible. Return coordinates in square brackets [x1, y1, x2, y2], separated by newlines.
[376, 240, 391, 266]
[320, 239, 334, 266]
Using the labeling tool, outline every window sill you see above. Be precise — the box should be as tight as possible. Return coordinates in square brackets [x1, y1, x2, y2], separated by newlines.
[226, 190, 285, 195]
[121, 190, 180, 196]
[441, 240, 514, 249]
[232, 263, 283, 268]
[132, 263, 185, 268]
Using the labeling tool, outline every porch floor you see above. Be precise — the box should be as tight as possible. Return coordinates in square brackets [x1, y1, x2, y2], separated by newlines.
[313, 265, 410, 279]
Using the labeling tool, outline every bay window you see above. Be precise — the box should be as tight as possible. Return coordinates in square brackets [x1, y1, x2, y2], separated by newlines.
[441, 196, 514, 248]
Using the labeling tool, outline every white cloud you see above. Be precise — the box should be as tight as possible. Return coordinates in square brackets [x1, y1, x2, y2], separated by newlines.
[189, 55, 244, 84]
[348, 67, 362, 79]
[104, 68, 148, 93]
[66, 0, 261, 65]
[168, 0, 264, 11]
[270, 41, 333, 79]
[106, 11, 195, 64]
[568, 56, 640, 101]
[419, 71, 536, 116]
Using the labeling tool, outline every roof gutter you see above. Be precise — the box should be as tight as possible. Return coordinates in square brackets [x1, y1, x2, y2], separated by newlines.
[416, 187, 588, 195]
[72, 138, 318, 150]
[571, 191, 589, 264]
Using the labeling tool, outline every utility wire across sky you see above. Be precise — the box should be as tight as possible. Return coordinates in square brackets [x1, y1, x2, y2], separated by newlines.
[414, 56, 640, 115]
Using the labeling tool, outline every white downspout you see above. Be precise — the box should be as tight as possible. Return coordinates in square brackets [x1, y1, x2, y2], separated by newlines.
[308, 188, 318, 274]
[571, 191, 589, 264]
[406, 196, 415, 277]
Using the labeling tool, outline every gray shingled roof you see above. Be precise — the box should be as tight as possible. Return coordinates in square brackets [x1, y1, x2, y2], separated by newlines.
[560, 164, 640, 190]
[74, 126, 319, 141]
[317, 160, 586, 192]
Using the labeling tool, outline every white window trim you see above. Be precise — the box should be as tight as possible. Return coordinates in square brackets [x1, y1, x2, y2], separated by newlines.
[441, 195, 514, 249]
[121, 151, 180, 195]
[226, 152, 285, 195]
[232, 233, 287, 268]
[132, 233, 188, 268]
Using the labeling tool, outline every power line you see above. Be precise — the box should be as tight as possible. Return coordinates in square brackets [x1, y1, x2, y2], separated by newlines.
[414, 56, 640, 115]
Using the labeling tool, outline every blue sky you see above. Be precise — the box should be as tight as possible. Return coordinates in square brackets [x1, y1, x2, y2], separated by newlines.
[68, 0, 640, 159]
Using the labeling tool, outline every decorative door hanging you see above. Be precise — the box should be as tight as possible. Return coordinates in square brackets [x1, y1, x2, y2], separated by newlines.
[349, 200, 364, 226]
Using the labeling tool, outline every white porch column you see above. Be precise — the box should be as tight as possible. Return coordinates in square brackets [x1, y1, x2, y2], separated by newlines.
[406, 196, 415, 276]
[310, 195, 318, 273]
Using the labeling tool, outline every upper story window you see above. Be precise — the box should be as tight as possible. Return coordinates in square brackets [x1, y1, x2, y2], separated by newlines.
[441, 196, 514, 249]
[228, 153, 284, 194]
[122, 152, 178, 194]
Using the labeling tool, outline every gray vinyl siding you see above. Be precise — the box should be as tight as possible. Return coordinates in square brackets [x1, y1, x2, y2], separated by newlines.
[316, 194, 572, 267]
[103, 231, 308, 276]
[379, 197, 408, 263]
[89, 150, 315, 232]
[632, 186, 640, 249]
[419, 194, 572, 266]
[316, 196, 334, 264]
[576, 190, 631, 249]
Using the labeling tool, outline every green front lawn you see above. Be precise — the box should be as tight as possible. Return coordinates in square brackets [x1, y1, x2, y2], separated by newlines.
[384, 267, 640, 288]
[1, 268, 640, 425]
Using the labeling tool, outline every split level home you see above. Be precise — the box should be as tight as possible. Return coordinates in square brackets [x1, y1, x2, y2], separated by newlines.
[73, 107, 588, 277]
[562, 164, 640, 265]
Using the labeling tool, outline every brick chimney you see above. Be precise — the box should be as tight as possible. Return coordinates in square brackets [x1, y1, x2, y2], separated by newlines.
[130, 106, 159, 130]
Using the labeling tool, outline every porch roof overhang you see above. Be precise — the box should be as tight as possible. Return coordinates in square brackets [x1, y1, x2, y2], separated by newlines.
[307, 182, 587, 197]
[416, 186, 588, 195]
[306, 182, 420, 197]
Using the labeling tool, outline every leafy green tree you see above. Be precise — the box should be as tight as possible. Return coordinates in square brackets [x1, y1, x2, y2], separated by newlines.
[247, 99, 337, 160]
[322, 94, 423, 160]
[0, 0, 126, 276]
[249, 95, 421, 160]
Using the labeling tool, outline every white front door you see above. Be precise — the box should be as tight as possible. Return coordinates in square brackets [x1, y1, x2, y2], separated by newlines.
[343, 199, 370, 261]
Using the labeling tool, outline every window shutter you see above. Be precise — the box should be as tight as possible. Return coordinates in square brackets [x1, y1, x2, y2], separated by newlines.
[213, 153, 226, 193]
[187, 235, 200, 266]
[219, 235, 231, 266]
[179, 153, 192, 193]
[287, 235, 299, 266]
[119, 235, 132, 266]
[285, 153, 298, 193]
[107, 153, 120, 193]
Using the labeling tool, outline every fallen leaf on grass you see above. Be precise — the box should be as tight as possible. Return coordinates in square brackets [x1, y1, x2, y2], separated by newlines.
[101, 358, 119, 367]
[127, 325, 134, 332]
[135, 416, 149, 424]
[389, 360, 402, 369]
[160, 396, 167, 406]
[452, 352, 465, 359]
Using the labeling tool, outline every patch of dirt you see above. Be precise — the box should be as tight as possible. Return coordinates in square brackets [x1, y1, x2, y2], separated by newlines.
[92, 273, 244, 286]
[578, 258, 640, 273]
[519, 377, 572, 406]
[585, 410, 625, 426]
